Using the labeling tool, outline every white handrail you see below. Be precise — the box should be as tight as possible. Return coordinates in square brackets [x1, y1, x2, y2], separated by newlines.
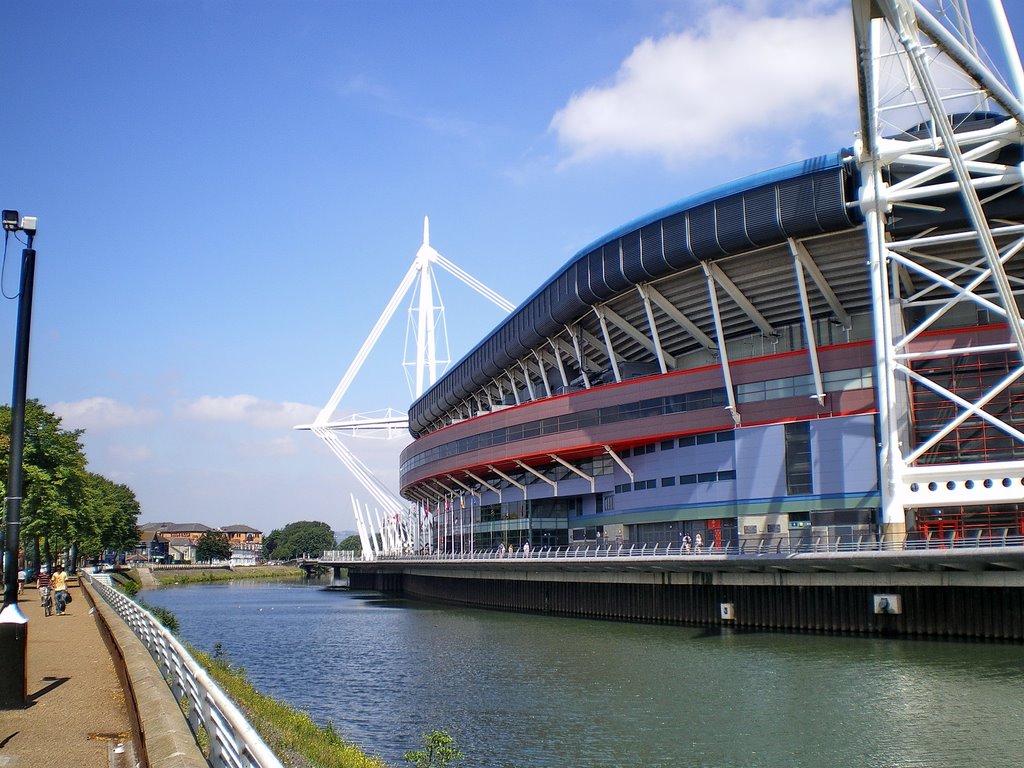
[85, 573, 283, 768]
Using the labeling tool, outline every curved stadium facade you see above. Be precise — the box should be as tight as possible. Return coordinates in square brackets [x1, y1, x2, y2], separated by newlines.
[399, 112, 1024, 552]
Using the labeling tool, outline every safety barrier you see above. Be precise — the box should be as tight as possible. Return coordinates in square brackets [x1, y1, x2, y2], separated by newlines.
[84, 572, 283, 768]
[366, 531, 1024, 562]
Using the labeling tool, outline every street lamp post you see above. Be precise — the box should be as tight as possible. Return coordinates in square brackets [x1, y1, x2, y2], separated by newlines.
[0, 209, 38, 709]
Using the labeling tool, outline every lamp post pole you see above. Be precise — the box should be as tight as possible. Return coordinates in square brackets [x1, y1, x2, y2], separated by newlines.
[1, 212, 37, 708]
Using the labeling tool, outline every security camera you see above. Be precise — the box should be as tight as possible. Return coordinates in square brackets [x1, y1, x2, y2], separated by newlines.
[2, 210, 18, 232]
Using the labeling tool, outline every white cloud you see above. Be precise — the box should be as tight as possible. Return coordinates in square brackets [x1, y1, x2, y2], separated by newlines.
[52, 397, 159, 431]
[179, 394, 320, 430]
[550, 4, 856, 165]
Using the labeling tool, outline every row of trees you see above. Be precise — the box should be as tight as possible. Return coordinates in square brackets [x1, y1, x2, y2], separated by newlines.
[1, 399, 140, 571]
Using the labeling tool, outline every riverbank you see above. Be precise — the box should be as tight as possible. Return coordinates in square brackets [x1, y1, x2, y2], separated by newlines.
[141, 564, 306, 587]
[192, 645, 387, 768]
[121, 569, 384, 768]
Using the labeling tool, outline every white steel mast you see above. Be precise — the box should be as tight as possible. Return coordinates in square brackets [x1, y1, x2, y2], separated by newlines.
[299, 218, 515, 559]
[854, 0, 1024, 539]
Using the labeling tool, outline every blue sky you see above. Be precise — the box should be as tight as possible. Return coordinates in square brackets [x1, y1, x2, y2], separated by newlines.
[2, 1, 1021, 536]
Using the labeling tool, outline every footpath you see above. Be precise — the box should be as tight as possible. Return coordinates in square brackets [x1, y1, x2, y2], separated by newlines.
[0, 578, 136, 768]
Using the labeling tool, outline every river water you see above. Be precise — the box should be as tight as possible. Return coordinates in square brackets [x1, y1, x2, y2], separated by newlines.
[141, 579, 1024, 768]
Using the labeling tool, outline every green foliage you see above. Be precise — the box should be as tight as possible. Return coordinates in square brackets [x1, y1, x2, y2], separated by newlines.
[0, 400, 142, 563]
[191, 645, 387, 768]
[145, 602, 180, 633]
[119, 577, 140, 597]
[403, 730, 464, 768]
[78, 472, 140, 557]
[196, 531, 232, 563]
[338, 535, 361, 554]
[150, 565, 302, 586]
[263, 520, 335, 560]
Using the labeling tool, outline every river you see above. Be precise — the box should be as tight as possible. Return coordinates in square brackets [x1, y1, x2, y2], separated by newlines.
[141, 579, 1024, 768]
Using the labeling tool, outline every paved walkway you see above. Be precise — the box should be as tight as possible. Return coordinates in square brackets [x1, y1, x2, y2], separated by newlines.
[0, 578, 136, 768]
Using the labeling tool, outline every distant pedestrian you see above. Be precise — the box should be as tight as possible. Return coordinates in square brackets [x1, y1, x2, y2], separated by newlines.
[51, 565, 69, 615]
[682, 534, 692, 554]
[17, 568, 25, 596]
[522, 541, 530, 556]
[694, 533, 703, 553]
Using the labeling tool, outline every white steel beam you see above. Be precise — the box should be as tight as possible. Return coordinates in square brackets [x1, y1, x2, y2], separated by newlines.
[644, 283, 717, 349]
[790, 242, 826, 405]
[703, 261, 776, 337]
[636, 284, 669, 373]
[788, 238, 853, 329]
[487, 464, 527, 498]
[702, 262, 742, 426]
[515, 460, 558, 494]
[603, 301, 677, 370]
[465, 470, 502, 502]
[603, 445, 634, 482]
[549, 454, 596, 493]
[565, 325, 592, 389]
[593, 305, 622, 383]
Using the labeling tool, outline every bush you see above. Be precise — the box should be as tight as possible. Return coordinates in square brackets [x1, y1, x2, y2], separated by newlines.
[146, 604, 180, 633]
[404, 730, 464, 768]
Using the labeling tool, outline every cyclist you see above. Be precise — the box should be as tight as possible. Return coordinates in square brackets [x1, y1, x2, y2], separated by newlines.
[37, 568, 53, 616]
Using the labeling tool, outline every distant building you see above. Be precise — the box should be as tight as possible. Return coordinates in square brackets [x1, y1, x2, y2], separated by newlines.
[135, 529, 169, 563]
[135, 521, 265, 565]
[221, 524, 263, 552]
[167, 537, 197, 563]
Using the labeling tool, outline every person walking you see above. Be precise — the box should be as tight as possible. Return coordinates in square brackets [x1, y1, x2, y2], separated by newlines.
[37, 568, 53, 616]
[694, 532, 703, 554]
[51, 565, 69, 615]
[17, 567, 26, 596]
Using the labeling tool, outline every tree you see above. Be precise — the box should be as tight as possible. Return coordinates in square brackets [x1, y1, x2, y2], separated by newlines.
[196, 531, 232, 563]
[263, 520, 335, 560]
[338, 534, 361, 554]
[78, 472, 140, 558]
[0, 400, 87, 568]
[0, 400, 144, 572]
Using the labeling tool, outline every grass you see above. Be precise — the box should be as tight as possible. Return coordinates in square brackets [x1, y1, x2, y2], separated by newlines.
[148, 565, 307, 586]
[190, 646, 389, 768]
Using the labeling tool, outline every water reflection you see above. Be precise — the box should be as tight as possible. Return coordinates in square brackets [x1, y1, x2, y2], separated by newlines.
[142, 580, 1024, 768]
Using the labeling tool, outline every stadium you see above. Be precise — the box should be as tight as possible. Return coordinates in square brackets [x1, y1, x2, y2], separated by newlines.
[370, 4, 1024, 558]
[397, 104, 1024, 552]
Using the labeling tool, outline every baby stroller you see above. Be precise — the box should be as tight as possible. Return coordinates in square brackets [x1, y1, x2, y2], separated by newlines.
[40, 586, 52, 617]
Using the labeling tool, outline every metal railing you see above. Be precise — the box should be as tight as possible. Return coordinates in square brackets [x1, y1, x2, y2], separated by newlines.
[318, 550, 357, 561]
[84, 572, 283, 768]
[367, 531, 1024, 563]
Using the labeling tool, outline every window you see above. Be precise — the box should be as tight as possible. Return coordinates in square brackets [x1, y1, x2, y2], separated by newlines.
[680, 474, 698, 485]
[697, 472, 717, 482]
[660, 440, 675, 450]
[785, 421, 812, 495]
[661, 476, 676, 487]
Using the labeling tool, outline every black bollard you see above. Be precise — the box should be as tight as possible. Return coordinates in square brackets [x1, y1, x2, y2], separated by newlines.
[0, 603, 28, 708]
